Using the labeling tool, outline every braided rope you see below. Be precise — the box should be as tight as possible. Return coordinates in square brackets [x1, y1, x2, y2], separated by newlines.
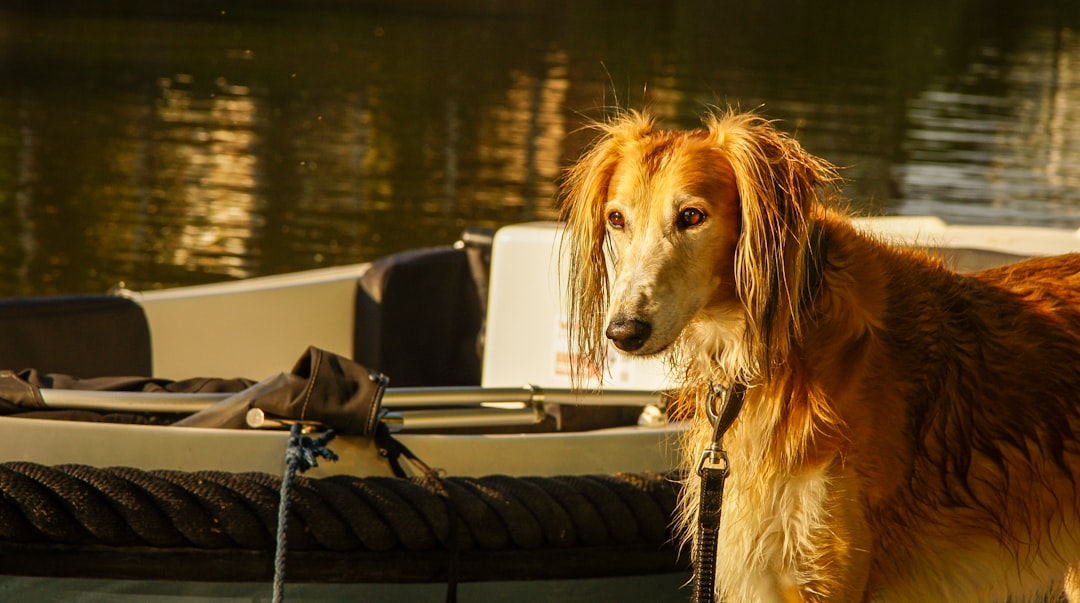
[0, 463, 679, 557]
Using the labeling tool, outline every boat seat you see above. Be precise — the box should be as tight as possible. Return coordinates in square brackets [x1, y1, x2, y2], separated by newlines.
[0, 294, 152, 378]
[353, 242, 486, 387]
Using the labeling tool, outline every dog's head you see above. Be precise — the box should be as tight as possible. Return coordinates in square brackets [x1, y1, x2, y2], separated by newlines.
[560, 109, 837, 383]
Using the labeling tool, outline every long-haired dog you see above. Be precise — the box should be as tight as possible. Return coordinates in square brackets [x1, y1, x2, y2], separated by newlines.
[560, 108, 1080, 601]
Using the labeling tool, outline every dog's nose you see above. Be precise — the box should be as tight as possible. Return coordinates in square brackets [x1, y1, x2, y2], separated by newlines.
[606, 317, 652, 352]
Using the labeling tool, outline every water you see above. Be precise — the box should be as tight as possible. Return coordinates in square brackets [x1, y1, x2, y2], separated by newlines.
[1, 0, 1079, 297]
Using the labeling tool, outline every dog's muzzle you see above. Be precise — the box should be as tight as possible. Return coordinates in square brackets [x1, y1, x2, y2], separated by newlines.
[605, 317, 652, 352]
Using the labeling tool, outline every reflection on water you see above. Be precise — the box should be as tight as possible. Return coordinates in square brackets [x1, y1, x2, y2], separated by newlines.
[156, 74, 261, 278]
[0, 0, 1078, 296]
[899, 20, 1080, 223]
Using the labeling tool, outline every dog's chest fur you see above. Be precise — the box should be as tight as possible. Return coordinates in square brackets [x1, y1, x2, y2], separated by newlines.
[712, 405, 834, 602]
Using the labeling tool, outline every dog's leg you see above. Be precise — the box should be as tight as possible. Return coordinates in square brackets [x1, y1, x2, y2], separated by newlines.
[781, 474, 872, 603]
[816, 481, 873, 603]
[1065, 562, 1080, 602]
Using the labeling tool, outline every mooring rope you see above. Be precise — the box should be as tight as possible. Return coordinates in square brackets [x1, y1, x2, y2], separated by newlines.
[273, 424, 338, 603]
[0, 462, 682, 583]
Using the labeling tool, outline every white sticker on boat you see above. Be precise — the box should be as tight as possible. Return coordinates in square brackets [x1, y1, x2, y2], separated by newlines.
[553, 314, 664, 388]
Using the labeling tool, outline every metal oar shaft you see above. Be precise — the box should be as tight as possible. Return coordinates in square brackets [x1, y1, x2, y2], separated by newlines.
[38, 389, 224, 414]
[37, 386, 662, 415]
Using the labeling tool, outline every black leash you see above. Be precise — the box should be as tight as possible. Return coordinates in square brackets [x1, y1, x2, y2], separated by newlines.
[691, 382, 747, 603]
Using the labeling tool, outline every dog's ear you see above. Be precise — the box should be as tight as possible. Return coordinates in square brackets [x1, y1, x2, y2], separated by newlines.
[559, 111, 656, 385]
[706, 111, 838, 380]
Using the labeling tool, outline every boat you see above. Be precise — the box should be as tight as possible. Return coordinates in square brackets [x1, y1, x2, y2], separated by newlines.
[0, 217, 1076, 601]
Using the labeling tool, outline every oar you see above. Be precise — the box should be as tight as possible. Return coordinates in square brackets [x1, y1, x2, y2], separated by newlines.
[36, 386, 665, 431]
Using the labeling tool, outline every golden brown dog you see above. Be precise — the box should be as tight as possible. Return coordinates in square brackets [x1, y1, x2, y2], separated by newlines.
[560, 108, 1080, 601]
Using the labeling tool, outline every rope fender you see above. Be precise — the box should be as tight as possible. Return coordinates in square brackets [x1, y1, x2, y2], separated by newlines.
[0, 462, 680, 555]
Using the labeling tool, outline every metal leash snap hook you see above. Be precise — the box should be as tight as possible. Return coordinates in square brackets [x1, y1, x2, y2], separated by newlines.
[704, 381, 747, 436]
[696, 443, 729, 477]
[704, 382, 730, 428]
[698, 383, 734, 477]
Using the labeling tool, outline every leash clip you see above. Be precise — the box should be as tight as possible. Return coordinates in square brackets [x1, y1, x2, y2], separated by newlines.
[697, 382, 745, 477]
[696, 443, 729, 477]
[704, 383, 730, 428]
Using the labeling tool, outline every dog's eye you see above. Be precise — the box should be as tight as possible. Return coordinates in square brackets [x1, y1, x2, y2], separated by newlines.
[608, 211, 625, 229]
[677, 208, 705, 229]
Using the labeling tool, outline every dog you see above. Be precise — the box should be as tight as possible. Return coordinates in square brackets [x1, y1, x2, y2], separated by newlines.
[560, 108, 1080, 601]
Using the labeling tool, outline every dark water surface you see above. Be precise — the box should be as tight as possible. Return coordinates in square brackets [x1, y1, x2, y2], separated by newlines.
[2, 0, 1079, 296]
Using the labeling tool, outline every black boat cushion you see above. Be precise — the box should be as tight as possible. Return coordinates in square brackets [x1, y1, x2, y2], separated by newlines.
[0, 294, 152, 377]
[354, 246, 484, 387]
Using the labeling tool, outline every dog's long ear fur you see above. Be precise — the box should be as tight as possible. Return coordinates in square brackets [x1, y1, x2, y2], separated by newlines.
[559, 110, 657, 386]
[704, 110, 839, 382]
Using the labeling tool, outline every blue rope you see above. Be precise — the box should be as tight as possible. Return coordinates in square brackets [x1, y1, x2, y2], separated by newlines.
[273, 423, 338, 603]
